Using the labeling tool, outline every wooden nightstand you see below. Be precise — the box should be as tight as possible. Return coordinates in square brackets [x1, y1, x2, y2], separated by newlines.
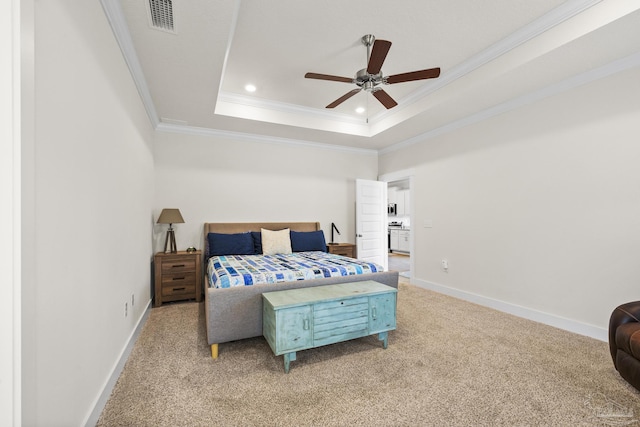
[153, 250, 202, 307]
[326, 243, 356, 258]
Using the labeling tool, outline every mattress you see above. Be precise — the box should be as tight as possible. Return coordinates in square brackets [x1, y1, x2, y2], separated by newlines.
[207, 251, 383, 289]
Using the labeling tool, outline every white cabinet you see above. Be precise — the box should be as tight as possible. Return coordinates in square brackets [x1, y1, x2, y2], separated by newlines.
[388, 188, 411, 216]
[390, 229, 410, 253]
[396, 191, 405, 216]
[388, 187, 398, 205]
[398, 230, 410, 253]
[392, 190, 410, 216]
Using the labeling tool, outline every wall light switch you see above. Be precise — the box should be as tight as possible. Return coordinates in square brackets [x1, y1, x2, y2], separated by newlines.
[424, 220, 433, 228]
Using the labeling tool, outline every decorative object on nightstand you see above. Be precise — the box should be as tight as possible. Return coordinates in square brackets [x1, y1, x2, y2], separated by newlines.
[326, 242, 356, 258]
[157, 208, 184, 254]
[153, 250, 202, 307]
[329, 222, 341, 244]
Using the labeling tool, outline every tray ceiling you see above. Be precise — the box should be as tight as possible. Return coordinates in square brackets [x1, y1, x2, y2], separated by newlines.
[103, 0, 640, 152]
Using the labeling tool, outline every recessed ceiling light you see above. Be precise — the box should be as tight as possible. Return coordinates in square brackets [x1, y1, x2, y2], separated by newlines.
[244, 84, 257, 93]
[355, 107, 365, 114]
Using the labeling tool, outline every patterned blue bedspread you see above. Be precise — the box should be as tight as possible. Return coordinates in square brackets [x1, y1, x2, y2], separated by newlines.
[207, 251, 383, 288]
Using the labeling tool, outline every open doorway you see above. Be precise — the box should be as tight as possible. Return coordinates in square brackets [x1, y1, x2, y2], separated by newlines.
[387, 178, 411, 278]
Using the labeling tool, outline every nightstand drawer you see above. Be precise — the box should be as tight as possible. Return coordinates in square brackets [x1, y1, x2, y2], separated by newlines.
[326, 243, 356, 258]
[331, 247, 353, 257]
[162, 283, 196, 298]
[161, 272, 196, 286]
[161, 259, 196, 273]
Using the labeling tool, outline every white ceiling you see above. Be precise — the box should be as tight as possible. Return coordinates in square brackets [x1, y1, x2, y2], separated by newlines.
[104, 0, 640, 152]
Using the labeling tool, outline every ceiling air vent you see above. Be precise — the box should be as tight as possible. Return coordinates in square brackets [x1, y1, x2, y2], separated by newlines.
[148, 0, 175, 33]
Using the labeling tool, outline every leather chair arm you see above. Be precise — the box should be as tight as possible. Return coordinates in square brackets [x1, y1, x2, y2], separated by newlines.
[609, 301, 640, 368]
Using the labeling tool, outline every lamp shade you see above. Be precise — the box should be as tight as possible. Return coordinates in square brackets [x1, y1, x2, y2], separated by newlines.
[157, 208, 184, 224]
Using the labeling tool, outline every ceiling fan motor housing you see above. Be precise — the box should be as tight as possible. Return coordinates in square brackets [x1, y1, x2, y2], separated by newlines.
[356, 69, 384, 92]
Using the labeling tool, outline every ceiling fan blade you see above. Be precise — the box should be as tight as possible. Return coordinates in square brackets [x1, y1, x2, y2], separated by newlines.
[372, 89, 398, 109]
[367, 39, 392, 75]
[305, 72, 353, 83]
[326, 89, 361, 108]
[386, 67, 441, 84]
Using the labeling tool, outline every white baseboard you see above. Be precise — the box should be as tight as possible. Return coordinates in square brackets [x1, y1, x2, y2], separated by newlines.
[412, 278, 608, 342]
[83, 300, 151, 427]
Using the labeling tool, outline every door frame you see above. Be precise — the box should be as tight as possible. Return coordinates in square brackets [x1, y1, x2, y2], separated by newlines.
[379, 169, 415, 279]
[1, 0, 23, 424]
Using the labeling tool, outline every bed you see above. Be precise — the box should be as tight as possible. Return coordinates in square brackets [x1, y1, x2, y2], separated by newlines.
[203, 222, 399, 358]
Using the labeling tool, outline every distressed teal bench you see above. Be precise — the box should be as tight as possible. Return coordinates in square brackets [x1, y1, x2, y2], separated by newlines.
[262, 280, 397, 373]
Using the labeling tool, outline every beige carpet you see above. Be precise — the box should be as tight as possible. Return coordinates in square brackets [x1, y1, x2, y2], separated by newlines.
[97, 280, 640, 426]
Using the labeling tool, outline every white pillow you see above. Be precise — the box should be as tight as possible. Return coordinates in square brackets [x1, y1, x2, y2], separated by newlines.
[261, 228, 292, 256]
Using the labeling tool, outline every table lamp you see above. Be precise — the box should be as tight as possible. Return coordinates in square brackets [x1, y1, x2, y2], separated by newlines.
[157, 208, 184, 253]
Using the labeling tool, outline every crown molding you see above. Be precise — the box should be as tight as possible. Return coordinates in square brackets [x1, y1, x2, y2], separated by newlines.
[215, 0, 241, 97]
[99, 0, 160, 128]
[156, 122, 378, 155]
[381, 51, 640, 155]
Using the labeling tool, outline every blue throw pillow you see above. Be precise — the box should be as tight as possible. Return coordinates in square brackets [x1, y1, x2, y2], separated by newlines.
[207, 232, 254, 256]
[251, 231, 262, 254]
[290, 230, 327, 252]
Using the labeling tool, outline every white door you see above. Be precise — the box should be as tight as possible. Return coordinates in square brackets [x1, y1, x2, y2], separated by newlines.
[356, 179, 388, 271]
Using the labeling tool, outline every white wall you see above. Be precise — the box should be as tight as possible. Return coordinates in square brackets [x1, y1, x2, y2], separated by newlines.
[1, 0, 22, 425]
[153, 131, 378, 252]
[22, 1, 155, 425]
[379, 67, 640, 339]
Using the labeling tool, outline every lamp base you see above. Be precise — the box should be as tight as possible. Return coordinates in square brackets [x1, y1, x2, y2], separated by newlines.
[163, 227, 178, 253]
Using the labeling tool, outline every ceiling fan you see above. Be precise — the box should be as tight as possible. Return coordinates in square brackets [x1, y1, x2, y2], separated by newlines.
[305, 34, 441, 110]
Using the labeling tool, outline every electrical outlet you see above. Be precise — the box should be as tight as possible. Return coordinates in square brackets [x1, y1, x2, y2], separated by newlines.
[124, 302, 128, 317]
[441, 259, 449, 271]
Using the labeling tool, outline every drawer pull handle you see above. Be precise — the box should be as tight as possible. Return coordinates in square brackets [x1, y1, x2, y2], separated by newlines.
[171, 264, 186, 268]
[372, 307, 377, 320]
[173, 287, 186, 291]
[303, 318, 309, 330]
[172, 277, 185, 281]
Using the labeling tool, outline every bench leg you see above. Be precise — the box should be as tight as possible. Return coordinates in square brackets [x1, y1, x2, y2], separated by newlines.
[211, 344, 219, 359]
[284, 352, 296, 373]
[378, 332, 388, 349]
